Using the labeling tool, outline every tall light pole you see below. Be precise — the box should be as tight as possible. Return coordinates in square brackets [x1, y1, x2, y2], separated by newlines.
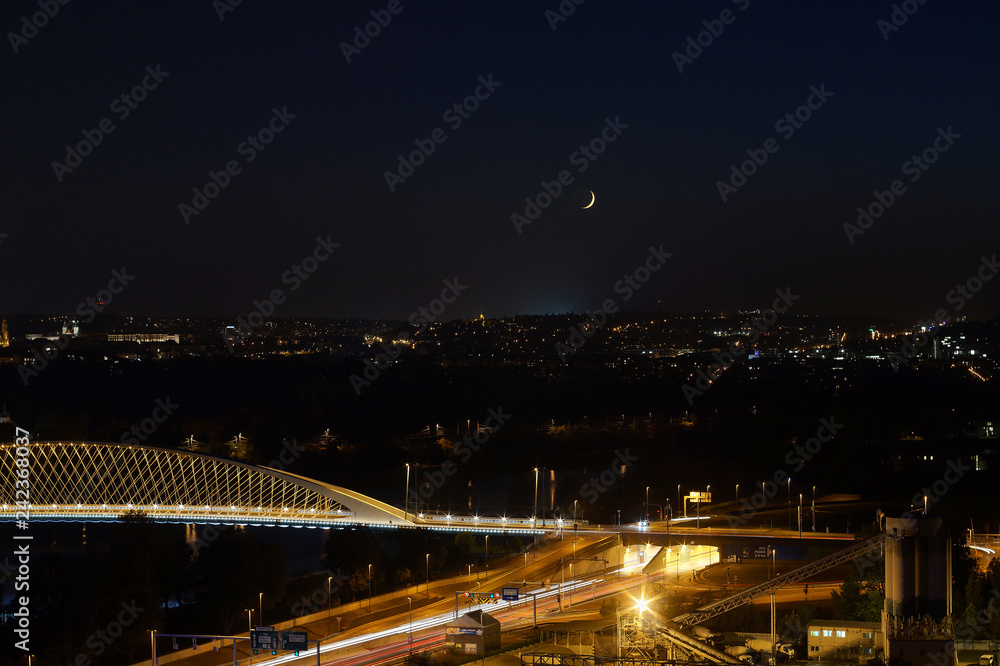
[646, 486, 650, 523]
[258, 592, 263, 627]
[404, 463, 411, 521]
[533, 467, 539, 521]
[407, 596, 413, 654]
[484, 535, 489, 581]
[368, 564, 373, 612]
[425, 553, 430, 597]
[327, 576, 333, 634]
[573, 499, 578, 522]
[787, 477, 792, 533]
[812, 485, 816, 532]
[736, 483, 740, 501]
[798, 493, 803, 538]
[246, 608, 253, 632]
[678, 485, 682, 517]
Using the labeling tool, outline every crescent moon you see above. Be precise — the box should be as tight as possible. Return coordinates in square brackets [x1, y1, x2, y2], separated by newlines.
[581, 190, 595, 209]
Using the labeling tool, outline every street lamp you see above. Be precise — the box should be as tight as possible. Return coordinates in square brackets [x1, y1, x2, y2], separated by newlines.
[736, 483, 740, 501]
[407, 596, 413, 653]
[327, 576, 333, 634]
[425, 553, 430, 596]
[812, 485, 816, 532]
[246, 608, 253, 632]
[646, 486, 650, 522]
[573, 499, 578, 522]
[259, 592, 263, 626]
[533, 467, 539, 521]
[404, 463, 411, 521]
[368, 564, 373, 612]
[485, 535, 489, 581]
[678, 485, 682, 517]
[787, 477, 792, 532]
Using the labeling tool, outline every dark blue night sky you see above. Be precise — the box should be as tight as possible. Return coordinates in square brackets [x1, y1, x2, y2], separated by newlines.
[3, 1, 999, 322]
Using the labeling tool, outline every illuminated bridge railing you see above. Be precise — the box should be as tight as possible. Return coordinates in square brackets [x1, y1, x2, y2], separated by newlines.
[0, 441, 363, 524]
[0, 442, 548, 531]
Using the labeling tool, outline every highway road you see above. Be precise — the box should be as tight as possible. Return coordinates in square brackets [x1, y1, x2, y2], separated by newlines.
[255, 539, 720, 666]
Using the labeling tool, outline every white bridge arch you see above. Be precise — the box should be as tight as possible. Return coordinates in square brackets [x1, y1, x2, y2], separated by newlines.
[0, 441, 413, 527]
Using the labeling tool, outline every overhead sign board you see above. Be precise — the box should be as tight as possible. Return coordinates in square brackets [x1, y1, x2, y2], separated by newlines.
[501, 587, 519, 601]
[282, 631, 309, 651]
[250, 629, 279, 649]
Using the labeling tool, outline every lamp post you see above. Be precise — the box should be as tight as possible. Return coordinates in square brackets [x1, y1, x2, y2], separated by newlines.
[533, 467, 539, 521]
[798, 494, 803, 539]
[812, 485, 816, 532]
[407, 596, 413, 654]
[646, 486, 650, 523]
[327, 576, 333, 634]
[787, 478, 791, 533]
[258, 592, 263, 627]
[484, 535, 489, 581]
[736, 483, 740, 501]
[573, 499, 578, 522]
[425, 553, 430, 597]
[404, 463, 410, 521]
[246, 608, 253, 632]
[678, 485, 682, 518]
[368, 564, 372, 612]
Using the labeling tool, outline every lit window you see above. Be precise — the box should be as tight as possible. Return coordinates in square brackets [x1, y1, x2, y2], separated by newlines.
[822, 630, 833, 637]
[836, 630, 846, 638]
[810, 630, 820, 637]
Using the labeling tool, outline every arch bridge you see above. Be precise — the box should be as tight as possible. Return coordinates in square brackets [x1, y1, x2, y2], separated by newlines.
[0, 441, 539, 533]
